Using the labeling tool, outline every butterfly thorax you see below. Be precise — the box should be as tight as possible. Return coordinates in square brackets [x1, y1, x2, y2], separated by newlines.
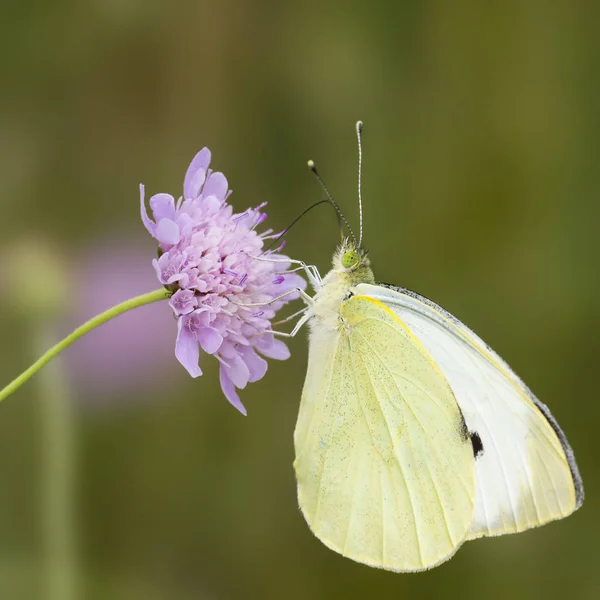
[308, 240, 374, 332]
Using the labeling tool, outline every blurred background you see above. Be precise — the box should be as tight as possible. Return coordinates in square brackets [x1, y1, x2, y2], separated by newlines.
[0, 1, 598, 598]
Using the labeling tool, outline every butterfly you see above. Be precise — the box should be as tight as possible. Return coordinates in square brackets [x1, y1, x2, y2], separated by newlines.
[289, 122, 583, 572]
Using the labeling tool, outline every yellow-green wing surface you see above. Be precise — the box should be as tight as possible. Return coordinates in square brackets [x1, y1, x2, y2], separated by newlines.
[356, 282, 583, 539]
[294, 295, 476, 571]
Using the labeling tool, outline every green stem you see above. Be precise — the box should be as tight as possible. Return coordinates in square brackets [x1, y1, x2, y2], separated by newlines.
[36, 327, 78, 600]
[0, 288, 170, 403]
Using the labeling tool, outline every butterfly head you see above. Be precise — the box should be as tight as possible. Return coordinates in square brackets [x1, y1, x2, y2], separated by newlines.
[333, 239, 374, 285]
[340, 247, 361, 269]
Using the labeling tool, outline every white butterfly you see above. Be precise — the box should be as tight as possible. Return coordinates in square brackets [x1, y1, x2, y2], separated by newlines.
[284, 122, 583, 572]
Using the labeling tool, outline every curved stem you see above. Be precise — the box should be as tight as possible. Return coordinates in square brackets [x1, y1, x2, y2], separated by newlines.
[0, 288, 170, 403]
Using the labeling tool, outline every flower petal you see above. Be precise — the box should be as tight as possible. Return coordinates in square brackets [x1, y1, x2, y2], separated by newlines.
[156, 218, 181, 246]
[254, 335, 290, 360]
[175, 318, 202, 377]
[240, 346, 268, 383]
[222, 353, 250, 389]
[184, 148, 211, 199]
[203, 172, 229, 202]
[219, 365, 247, 415]
[197, 327, 223, 354]
[281, 272, 307, 291]
[139, 184, 156, 235]
[152, 257, 163, 282]
[170, 289, 196, 315]
[149, 193, 176, 221]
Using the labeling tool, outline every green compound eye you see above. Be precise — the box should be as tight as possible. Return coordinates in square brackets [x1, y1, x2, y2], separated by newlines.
[341, 250, 360, 269]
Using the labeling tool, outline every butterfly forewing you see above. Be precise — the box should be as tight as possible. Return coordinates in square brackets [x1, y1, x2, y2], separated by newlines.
[357, 283, 583, 539]
[294, 295, 476, 571]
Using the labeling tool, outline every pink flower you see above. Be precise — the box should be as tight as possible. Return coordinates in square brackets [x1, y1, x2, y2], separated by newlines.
[140, 148, 305, 414]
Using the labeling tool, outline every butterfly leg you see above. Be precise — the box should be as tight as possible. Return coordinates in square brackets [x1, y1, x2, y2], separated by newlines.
[249, 254, 322, 289]
[273, 306, 309, 326]
[248, 290, 314, 338]
[231, 287, 314, 308]
[264, 311, 311, 338]
[289, 312, 311, 336]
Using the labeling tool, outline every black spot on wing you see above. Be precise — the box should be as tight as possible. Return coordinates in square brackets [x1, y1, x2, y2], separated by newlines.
[457, 411, 484, 459]
[376, 281, 583, 502]
[470, 431, 484, 459]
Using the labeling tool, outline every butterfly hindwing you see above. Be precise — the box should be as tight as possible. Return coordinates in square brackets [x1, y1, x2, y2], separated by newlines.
[294, 294, 476, 571]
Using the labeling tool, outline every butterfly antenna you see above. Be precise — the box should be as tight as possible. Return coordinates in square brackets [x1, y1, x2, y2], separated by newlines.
[307, 159, 358, 246]
[264, 199, 332, 251]
[356, 120, 364, 247]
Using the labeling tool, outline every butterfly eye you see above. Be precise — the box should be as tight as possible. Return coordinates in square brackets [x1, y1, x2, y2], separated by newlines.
[341, 250, 360, 269]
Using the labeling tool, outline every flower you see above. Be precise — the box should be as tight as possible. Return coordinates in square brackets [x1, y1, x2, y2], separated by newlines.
[140, 148, 305, 414]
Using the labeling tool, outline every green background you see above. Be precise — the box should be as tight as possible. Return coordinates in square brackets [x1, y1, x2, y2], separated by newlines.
[0, 1, 598, 598]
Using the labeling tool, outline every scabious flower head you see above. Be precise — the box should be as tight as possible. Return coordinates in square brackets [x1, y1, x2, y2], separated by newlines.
[140, 148, 305, 414]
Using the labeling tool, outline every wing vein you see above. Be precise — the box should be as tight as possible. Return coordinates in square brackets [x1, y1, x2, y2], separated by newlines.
[378, 457, 385, 564]
[363, 338, 457, 546]
[460, 342, 530, 528]
[349, 340, 424, 565]
[312, 337, 343, 525]
[342, 431, 362, 554]
[354, 328, 473, 500]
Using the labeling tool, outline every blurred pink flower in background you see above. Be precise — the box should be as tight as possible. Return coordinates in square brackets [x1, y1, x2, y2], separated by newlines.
[65, 236, 178, 404]
[141, 147, 305, 414]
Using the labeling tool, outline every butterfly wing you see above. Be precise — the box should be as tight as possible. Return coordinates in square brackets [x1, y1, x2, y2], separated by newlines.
[294, 295, 475, 571]
[357, 283, 583, 540]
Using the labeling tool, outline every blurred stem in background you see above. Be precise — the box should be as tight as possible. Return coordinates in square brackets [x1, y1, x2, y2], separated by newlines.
[35, 327, 78, 600]
[2, 241, 172, 597]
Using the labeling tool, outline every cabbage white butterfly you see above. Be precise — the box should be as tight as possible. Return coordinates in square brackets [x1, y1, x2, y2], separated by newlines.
[288, 122, 583, 572]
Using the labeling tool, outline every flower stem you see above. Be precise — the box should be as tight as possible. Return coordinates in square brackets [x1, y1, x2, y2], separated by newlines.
[0, 288, 170, 403]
